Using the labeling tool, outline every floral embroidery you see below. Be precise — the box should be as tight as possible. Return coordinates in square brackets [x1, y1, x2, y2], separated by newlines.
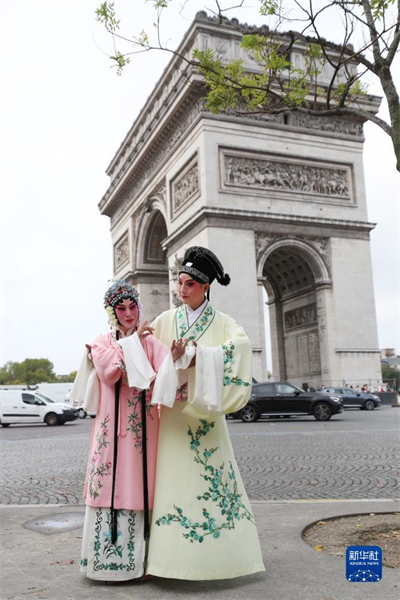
[126, 390, 154, 450]
[88, 415, 112, 499]
[175, 304, 215, 342]
[222, 342, 251, 388]
[92, 509, 136, 572]
[176, 383, 188, 402]
[155, 420, 255, 543]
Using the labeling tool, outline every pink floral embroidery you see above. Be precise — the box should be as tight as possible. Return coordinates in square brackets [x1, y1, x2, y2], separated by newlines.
[88, 414, 112, 500]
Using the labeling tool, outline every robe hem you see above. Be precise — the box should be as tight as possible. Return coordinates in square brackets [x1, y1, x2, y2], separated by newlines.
[145, 562, 265, 580]
[80, 566, 144, 581]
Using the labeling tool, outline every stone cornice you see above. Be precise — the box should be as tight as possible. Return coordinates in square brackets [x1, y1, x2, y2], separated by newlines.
[163, 206, 376, 254]
[99, 15, 381, 222]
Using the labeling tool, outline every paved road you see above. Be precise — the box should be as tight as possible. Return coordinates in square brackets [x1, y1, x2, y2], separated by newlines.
[0, 407, 398, 505]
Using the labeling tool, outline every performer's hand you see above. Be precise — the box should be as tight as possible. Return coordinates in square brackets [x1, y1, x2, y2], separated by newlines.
[137, 320, 154, 344]
[85, 344, 93, 362]
[171, 338, 188, 362]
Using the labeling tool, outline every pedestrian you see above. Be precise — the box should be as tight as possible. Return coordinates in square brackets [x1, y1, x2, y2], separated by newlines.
[146, 246, 265, 580]
[76, 280, 183, 582]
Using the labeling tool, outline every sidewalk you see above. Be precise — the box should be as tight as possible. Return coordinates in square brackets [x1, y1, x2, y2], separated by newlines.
[1, 499, 399, 600]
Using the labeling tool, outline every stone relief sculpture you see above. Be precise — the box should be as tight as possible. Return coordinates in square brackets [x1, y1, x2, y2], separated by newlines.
[113, 232, 129, 272]
[289, 113, 363, 137]
[255, 233, 331, 275]
[169, 254, 184, 307]
[284, 303, 318, 331]
[224, 154, 350, 200]
[172, 161, 200, 215]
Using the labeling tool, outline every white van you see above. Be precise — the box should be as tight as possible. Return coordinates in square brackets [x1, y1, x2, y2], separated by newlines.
[0, 390, 78, 427]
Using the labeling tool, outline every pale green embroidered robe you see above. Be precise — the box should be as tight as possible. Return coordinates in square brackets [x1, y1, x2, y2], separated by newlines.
[147, 302, 265, 580]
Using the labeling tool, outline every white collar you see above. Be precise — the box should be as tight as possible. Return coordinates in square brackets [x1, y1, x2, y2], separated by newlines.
[186, 298, 208, 326]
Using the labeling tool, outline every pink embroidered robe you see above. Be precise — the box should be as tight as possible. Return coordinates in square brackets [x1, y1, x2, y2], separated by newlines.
[83, 332, 168, 511]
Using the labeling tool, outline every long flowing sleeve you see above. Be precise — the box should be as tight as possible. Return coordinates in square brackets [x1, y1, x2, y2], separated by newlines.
[183, 315, 252, 418]
[117, 333, 169, 389]
[91, 334, 125, 385]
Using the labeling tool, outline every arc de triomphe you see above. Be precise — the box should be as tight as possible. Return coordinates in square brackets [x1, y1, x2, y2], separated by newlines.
[98, 13, 382, 388]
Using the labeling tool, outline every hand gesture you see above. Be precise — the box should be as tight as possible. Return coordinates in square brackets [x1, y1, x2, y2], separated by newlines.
[136, 320, 154, 345]
[171, 338, 188, 363]
[85, 344, 93, 362]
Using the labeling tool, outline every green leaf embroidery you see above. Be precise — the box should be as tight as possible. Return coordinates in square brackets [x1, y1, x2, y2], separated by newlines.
[155, 420, 255, 543]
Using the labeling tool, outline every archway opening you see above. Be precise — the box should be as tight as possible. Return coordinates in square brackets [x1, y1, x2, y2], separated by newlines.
[144, 210, 167, 265]
[262, 245, 322, 388]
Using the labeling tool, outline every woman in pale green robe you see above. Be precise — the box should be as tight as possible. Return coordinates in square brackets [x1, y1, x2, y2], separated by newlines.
[147, 247, 265, 580]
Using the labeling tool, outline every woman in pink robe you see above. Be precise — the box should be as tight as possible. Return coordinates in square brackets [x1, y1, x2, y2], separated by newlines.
[80, 280, 169, 581]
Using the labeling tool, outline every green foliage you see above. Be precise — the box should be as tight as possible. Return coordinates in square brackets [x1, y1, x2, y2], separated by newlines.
[95, 1, 120, 33]
[0, 360, 76, 385]
[382, 364, 400, 389]
[259, 0, 279, 16]
[369, 0, 396, 19]
[110, 51, 131, 76]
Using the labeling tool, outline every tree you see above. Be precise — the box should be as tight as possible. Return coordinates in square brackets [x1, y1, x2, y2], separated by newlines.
[382, 363, 400, 389]
[0, 359, 75, 385]
[96, 0, 400, 170]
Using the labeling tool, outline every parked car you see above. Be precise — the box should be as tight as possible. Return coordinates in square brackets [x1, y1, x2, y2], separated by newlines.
[230, 381, 343, 422]
[0, 390, 78, 427]
[73, 401, 96, 419]
[320, 387, 381, 410]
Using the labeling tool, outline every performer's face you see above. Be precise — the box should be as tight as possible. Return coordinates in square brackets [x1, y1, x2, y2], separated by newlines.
[178, 274, 209, 310]
[114, 299, 139, 332]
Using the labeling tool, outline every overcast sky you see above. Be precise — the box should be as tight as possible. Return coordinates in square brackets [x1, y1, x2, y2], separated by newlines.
[1, 0, 399, 375]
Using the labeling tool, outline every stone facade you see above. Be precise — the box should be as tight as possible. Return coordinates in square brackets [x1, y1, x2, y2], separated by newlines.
[98, 14, 382, 386]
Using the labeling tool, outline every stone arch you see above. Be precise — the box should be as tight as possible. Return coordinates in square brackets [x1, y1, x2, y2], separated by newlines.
[134, 207, 170, 321]
[258, 237, 332, 387]
[257, 237, 331, 288]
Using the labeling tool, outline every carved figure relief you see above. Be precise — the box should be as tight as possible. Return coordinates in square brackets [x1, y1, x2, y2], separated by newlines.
[284, 303, 317, 331]
[113, 232, 129, 272]
[171, 157, 200, 218]
[223, 152, 351, 201]
[169, 254, 184, 307]
[289, 113, 363, 137]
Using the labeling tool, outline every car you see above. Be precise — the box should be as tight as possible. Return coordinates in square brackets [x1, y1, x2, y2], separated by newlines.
[230, 381, 343, 422]
[73, 401, 96, 419]
[320, 387, 382, 410]
[0, 390, 79, 427]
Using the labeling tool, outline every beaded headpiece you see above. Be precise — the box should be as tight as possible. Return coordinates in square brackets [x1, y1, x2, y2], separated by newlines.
[103, 279, 141, 330]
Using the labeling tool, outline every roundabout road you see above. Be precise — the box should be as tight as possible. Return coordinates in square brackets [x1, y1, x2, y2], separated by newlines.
[0, 407, 398, 505]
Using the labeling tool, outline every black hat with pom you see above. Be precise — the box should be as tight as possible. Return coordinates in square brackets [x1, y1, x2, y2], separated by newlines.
[179, 246, 231, 286]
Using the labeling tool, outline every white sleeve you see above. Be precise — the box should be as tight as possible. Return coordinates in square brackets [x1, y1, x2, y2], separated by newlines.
[117, 332, 156, 390]
[189, 345, 224, 415]
[151, 345, 196, 408]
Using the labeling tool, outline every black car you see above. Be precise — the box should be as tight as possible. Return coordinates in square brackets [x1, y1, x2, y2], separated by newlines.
[320, 387, 381, 410]
[231, 381, 343, 422]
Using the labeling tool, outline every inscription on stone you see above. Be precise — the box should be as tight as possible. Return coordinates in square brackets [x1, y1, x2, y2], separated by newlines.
[285, 329, 321, 377]
[223, 153, 350, 200]
[284, 303, 317, 331]
[114, 232, 129, 272]
[171, 158, 200, 218]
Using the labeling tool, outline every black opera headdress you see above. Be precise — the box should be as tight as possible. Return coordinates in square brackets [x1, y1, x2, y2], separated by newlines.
[179, 247, 231, 286]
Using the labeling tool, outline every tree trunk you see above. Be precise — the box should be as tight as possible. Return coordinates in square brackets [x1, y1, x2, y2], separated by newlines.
[380, 64, 400, 172]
